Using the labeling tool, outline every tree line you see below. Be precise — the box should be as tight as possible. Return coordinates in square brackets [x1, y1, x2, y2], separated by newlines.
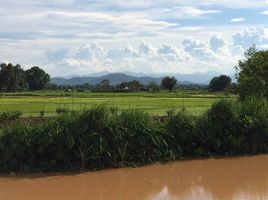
[0, 63, 50, 92]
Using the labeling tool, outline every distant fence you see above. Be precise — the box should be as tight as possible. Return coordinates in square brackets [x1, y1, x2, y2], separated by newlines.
[16, 104, 211, 117]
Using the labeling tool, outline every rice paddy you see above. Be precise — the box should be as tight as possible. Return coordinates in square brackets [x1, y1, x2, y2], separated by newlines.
[0, 90, 236, 116]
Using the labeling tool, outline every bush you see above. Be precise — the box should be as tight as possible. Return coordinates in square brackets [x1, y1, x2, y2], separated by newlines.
[0, 111, 22, 122]
[196, 99, 241, 155]
[239, 96, 268, 153]
[166, 111, 198, 158]
[110, 110, 170, 165]
[56, 108, 70, 114]
[40, 110, 45, 118]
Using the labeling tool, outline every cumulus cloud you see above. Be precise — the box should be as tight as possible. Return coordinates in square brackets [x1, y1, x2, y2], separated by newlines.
[157, 44, 190, 61]
[182, 38, 215, 60]
[74, 43, 105, 60]
[45, 35, 241, 76]
[233, 27, 268, 48]
[210, 34, 226, 51]
[209, 33, 230, 55]
[46, 41, 220, 75]
[139, 42, 156, 56]
[106, 46, 138, 60]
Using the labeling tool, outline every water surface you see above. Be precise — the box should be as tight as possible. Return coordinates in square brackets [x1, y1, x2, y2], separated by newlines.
[0, 155, 268, 200]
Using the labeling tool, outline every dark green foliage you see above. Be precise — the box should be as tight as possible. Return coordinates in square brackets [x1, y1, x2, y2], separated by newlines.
[0, 98, 268, 173]
[238, 96, 268, 153]
[236, 46, 268, 99]
[197, 99, 241, 155]
[0, 63, 50, 92]
[161, 76, 177, 92]
[56, 108, 70, 114]
[40, 110, 45, 117]
[0, 111, 22, 122]
[166, 111, 198, 158]
[147, 81, 160, 92]
[209, 75, 232, 92]
[26, 67, 50, 90]
[0, 63, 27, 92]
[110, 110, 171, 165]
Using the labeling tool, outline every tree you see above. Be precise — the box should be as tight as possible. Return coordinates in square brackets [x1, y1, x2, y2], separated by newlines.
[148, 81, 160, 92]
[209, 75, 232, 92]
[99, 79, 111, 91]
[0, 63, 26, 92]
[236, 46, 268, 99]
[26, 66, 50, 90]
[117, 80, 143, 92]
[161, 77, 177, 92]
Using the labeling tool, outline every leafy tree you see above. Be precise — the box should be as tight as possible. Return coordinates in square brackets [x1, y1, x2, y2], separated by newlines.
[116, 80, 143, 92]
[0, 63, 26, 92]
[161, 76, 177, 92]
[209, 75, 232, 92]
[148, 81, 160, 92]
[236, 46, 268, 99]
[26, 66, 50, 90]
[130, 80, 143, 92]
[99, 79, 111, 91]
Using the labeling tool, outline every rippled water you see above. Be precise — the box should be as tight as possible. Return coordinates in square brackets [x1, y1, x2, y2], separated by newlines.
[0, 155, 268, 200]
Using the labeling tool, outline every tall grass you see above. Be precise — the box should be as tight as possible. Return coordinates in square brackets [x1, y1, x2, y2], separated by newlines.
[0, 97, 267, 173]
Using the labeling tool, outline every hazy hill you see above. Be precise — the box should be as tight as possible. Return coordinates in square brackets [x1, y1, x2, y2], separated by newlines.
[51, 73, 163, 85]
[51, 71, 231, 85]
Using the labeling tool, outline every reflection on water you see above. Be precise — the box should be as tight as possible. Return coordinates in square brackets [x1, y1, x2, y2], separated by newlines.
[0, 155, 268, 200]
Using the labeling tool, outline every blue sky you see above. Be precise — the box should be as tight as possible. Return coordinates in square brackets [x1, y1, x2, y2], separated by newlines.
[1, 0, 268, 76]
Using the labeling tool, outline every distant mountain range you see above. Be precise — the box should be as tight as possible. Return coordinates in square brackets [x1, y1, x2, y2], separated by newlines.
[51, 71, 235, 85]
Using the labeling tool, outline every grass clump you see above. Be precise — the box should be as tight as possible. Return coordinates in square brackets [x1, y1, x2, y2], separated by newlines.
[0, 111, 22, 123]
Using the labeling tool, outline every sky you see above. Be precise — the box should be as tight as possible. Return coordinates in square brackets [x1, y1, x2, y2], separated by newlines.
[1, 0, 268, 76]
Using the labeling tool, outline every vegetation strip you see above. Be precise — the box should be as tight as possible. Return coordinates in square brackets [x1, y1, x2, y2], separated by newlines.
[0, 96, 267, 173]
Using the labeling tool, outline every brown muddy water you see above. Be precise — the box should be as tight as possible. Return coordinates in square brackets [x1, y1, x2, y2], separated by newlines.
[0, 155, 268, 200]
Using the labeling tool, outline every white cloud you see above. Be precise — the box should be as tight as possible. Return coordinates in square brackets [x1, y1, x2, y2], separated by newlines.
[106, 46, 138, 60]
[230, 18, 246, 23]
[179, 26, 204, 32]
[74, 43, 105, 60]
[139, 42, 157, 56]
[182, 38, 215, 60]
[173, 6, 221, 17]
[233, 27, 268, 48]
[210, 34, 226, 51]
[157, 44, 190, 61]
[152, 6, 221, 20]
[209, 33, 230, 55]
[261, 10, 268, 14]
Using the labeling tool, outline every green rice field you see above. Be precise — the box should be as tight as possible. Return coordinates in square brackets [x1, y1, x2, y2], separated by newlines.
[0, 90, 236, 116]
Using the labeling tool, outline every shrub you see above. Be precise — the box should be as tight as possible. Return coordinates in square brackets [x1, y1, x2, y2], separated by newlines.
[239, 96, 268, 153]
[166, 111, 198, 158]
[197, 99, 241, 155]
[110, 109, 170, 165]
[56, 107, 70, 114]
[40, 110, 45, 118]
[0, 111, 22, 122]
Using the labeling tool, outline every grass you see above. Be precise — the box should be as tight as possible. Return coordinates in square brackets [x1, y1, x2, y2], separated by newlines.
[0, 90, 236, 116]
